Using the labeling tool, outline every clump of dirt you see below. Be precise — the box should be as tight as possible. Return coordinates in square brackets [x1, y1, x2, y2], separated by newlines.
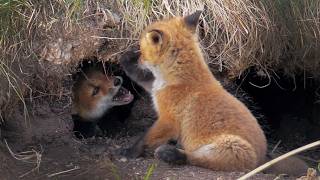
[39, 9, 121, 66]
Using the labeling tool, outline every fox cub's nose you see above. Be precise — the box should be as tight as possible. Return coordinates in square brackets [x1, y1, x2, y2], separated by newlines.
[113, 76, 123, 87]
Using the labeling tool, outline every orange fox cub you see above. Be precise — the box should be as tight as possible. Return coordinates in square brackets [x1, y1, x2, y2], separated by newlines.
[121, 11, 267, 172]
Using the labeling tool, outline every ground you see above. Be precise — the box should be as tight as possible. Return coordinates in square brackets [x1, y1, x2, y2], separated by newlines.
[0, 91, 301, 180]
[1, 1, 320, 179]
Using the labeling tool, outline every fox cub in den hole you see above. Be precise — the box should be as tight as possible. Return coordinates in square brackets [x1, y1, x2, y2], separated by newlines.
[72, 63, 134, 138]
[119, 11, 309, 174]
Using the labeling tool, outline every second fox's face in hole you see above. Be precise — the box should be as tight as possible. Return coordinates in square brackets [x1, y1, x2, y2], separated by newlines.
[73, 70, 134, 121]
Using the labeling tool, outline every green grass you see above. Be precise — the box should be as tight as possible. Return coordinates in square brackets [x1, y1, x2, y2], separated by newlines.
[65, 0, 84, 21]
[0, 0, 88, 122]
[0, 0, 33, 122]
[110, 163, 121, 180]
[0, 0, 28, 44]
[143, 163, 156, 180]
[0, 0, 85, 45]
[0, 59, 29, 122]
[133, 0, 152, 13]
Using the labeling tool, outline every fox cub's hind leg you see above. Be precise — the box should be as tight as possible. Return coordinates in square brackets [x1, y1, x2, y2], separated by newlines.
[155, 135, 258, 171]
[143, 118, 179, 149]
[120, 116, 179, 158]
[155, 144, 187, 165]
[119, 48, 154, 92]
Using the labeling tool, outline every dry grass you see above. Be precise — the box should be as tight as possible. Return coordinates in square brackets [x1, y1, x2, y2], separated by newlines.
[1, 0, 320, 120]
[47, 165, 80, 178]
[120, 0, 273, 74]
[118, 0, 320, 78]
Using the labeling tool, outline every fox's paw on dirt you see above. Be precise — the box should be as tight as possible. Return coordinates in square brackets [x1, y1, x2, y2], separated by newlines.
[155, 144, 187, 165]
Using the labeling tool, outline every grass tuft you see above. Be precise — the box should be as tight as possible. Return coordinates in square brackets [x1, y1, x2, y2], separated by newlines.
[64, 0, 85, 25]
[144, 163, 156, 180]
[110, 163, 121, 180]
[0, 0, 91, 121]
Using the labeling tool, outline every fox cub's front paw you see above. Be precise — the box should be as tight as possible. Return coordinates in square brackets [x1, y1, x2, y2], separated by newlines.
[119, 47, 140, 67]
[118, 146, 142, 159]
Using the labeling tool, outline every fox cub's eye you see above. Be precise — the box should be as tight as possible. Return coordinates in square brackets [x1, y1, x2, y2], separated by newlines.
[151, 33, 160, 44]
[92, 86, 100, 96]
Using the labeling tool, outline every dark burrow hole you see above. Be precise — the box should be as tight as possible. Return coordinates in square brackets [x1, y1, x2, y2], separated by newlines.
[235, 68, 320, 156]
[71, 58, 148, 139]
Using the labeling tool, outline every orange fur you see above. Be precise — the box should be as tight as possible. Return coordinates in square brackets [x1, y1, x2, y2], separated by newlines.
[138, 12, 267, 171]
[73, 70, 116, 120]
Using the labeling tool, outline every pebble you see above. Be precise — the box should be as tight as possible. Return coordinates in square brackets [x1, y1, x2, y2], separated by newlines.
[119, 157, 128, 162]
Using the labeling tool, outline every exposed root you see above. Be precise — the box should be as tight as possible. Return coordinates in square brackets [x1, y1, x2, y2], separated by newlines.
[4, 139, 43, 178]
[47, 165, 80, 178]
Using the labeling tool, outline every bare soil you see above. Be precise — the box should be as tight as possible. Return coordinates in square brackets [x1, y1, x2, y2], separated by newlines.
[0, 91, 299, 180]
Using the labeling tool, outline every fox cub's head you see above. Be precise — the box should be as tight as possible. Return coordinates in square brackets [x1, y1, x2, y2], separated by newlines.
[140, 11, 202, 67]
[73, 69, 134, 121]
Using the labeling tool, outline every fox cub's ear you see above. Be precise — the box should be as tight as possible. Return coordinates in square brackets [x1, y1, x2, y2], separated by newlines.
[146, 30, 163, 46]
[184, 10, 202, 32]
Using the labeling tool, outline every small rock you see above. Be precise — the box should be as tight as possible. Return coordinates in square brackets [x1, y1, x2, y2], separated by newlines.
[297, 168, 318, 180]
[119, 157, 127, 162]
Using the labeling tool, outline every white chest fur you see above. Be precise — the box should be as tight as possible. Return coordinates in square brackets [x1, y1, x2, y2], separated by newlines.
[144, 63, 167, 112]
